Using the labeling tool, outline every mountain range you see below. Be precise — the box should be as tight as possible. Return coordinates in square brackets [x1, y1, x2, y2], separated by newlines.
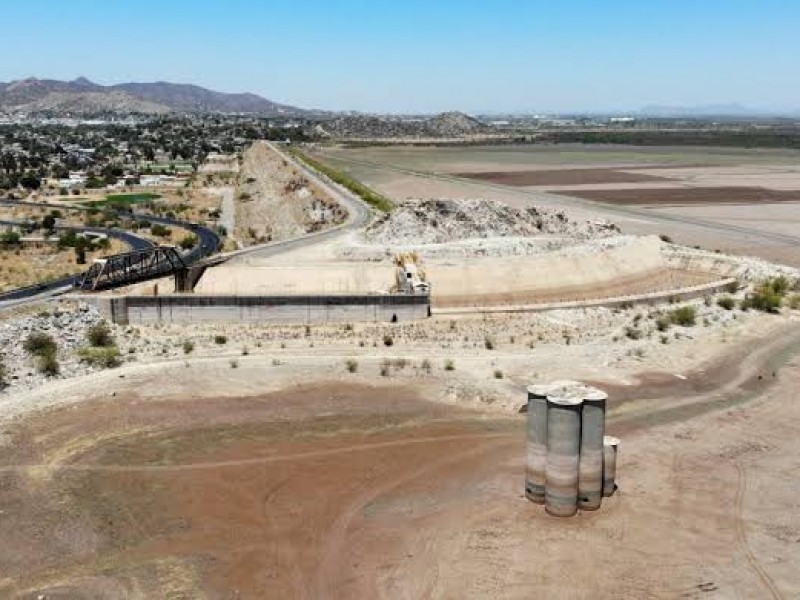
[0, 77, 305, 115]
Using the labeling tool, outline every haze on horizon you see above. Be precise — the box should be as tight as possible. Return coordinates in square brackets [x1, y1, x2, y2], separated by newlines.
[2, 0, 799, 115]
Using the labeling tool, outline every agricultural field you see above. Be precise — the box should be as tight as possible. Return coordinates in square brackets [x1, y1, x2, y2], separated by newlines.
[312, 144, 800, 267]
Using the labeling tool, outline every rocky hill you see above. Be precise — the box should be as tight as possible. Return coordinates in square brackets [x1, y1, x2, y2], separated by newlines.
[363, 198, 619, 244]
[0, 77, 305, 115]
[314, 111, 491, 139]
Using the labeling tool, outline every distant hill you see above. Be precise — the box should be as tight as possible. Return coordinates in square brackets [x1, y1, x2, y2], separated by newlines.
[314, 111, 492, 138]
[0, 77, 306, 115]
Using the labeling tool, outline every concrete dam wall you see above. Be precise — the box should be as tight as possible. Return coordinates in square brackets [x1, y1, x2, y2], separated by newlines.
[96, 294, 430, 325]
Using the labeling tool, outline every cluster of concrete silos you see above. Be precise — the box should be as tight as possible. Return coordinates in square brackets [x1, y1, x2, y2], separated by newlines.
[525, 381, 619, 517]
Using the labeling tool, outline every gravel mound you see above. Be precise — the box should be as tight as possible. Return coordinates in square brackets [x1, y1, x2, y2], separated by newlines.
[363, 198, 619, 245]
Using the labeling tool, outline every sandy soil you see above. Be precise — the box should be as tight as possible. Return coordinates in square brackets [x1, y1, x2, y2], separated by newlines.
[233, 142, 345, 245]
[1, 322, 799, 598]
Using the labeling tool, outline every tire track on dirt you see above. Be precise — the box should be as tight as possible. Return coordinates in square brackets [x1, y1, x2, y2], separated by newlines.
[733, 461, 783, 599]
[311, 438, 513, 599]
[0, 433, 513, 474]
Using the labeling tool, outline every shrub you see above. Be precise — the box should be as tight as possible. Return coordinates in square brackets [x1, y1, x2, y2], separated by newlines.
[743, 279, 787, 313]
[493, 369, 504, 379]
[484, 337, 495, 350]
[183, 340, 194, 354]
[230, 359, 238, 369]
[658, 234, 673, 243]
[214, 335, 227, 345]
[150, 223, 171, 238]
[625, 327, 643, 340]
[655, 317, 671, 332]
[380, 360, 390, 377]
[741, 276, 792, 313]
[383, 334, 394, 347]
[78, 346, 121, 368]
[724, 279, 740, 294]
[178, 234, 197, 250]
[444, 359, 455, 371]
[669, 306, 697, 327]
[24, 332, 57, 357]
[345, 359, 358, 373]
[86, 322, 114, 347]
[717, 296, 736, 310]
[789, 295, 800, 310]
[421, 358, 432, 373]
[0, 359, 7, 387]
[37, 349, 59, 376]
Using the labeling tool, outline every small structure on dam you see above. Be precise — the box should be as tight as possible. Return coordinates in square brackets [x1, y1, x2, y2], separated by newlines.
[525, 381, 619, 517]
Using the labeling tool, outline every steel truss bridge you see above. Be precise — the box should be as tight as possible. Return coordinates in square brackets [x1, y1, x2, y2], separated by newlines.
[77, 246, 187, 291]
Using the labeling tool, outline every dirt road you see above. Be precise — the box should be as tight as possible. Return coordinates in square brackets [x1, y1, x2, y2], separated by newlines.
[1, 322, 799, 598]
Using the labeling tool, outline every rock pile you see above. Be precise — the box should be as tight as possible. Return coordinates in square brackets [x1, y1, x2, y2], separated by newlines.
[363, 198, 619, 245]
[0, 301, 114, 392]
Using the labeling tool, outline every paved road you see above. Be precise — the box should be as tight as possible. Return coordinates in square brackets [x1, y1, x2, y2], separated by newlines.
[0, 144, 368, 305]
[315, 152, 800, 248]
[0, 219, 155, 305]
[0, 198, 220, 261]
[0, 198, 219, 306]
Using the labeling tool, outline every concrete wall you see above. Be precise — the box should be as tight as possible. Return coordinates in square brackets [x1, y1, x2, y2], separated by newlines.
[97, 294, 430, 325]
[434, 276, 737, 315]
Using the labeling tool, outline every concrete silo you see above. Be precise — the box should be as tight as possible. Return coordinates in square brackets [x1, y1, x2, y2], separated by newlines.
[545, 384, 584, 517]
[578, 385, 608, 511]
[525, 383, 554, 504]
[603, 436, 620, 497]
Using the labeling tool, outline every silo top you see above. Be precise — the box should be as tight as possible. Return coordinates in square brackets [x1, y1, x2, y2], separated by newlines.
[582, 385, 608, 403]
[527, 383, 555, 398]
[603, 435, 620, 446]
[546, 383, 585, 406]
[548, 379, 583, 389]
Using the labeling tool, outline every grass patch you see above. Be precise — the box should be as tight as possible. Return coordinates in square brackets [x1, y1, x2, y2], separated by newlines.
[288, 147, 393, 212]
[741, 276, 793, 313]
[80, 193, 161, 209]
[668, 306, 697, 327]
[77, 346, 121, 368]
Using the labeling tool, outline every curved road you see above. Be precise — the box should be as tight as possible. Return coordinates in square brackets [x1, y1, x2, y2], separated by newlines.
[0, 144, 368, 305]
[215, 141, 373, 265]
[0, 219, 155, 304]
[0, 197, 220, 306]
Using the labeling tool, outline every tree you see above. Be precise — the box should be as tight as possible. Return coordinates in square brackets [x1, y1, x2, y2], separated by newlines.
[75, 237, 88, 264]
[19, 173, 41, 190]
[42, 214, 56, 233]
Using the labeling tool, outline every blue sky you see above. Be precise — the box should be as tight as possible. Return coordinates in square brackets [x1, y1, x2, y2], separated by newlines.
[2, 0, 799, 113]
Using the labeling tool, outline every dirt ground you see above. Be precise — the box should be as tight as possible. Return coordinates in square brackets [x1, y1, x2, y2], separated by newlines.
[457, 168, 668, 186]
[1, 324, 799, 598]
[556, 186, 800, 206]
[311, 146, 800, 268]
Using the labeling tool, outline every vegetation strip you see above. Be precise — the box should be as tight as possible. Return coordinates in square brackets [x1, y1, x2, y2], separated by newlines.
[287, 147, 393, 212]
